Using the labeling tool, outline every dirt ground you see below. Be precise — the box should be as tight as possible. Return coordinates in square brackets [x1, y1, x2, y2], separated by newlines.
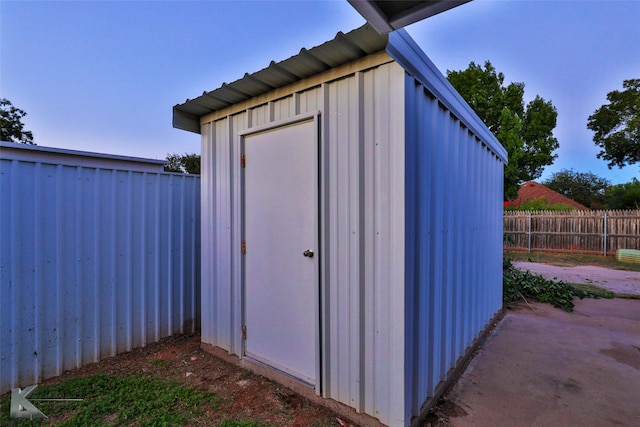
[6, 333, 351, 427]
[0, 331, 451, 426]
[0, 331, 458, 427]
[8, 263, 638, 426]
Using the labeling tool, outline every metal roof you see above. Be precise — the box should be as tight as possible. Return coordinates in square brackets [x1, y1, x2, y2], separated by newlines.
[173, 24, 388, 133]
[172, 21, 506, 164]
[348, 0, 472, 34]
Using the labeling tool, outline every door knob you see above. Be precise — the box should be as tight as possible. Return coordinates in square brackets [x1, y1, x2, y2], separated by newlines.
[303, 249, 314, 258]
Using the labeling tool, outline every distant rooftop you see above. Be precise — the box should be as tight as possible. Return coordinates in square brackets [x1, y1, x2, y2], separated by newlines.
[516, 181, 589, 210]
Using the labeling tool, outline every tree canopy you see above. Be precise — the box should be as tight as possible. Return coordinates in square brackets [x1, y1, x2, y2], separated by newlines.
[542, 169, 610, 209]
[164, 153, 200, 174]
[447, 61, 559, 199]
[587, 79, 640, 168]
[605, 177, 640, 210]
[0, 98, 35, 144]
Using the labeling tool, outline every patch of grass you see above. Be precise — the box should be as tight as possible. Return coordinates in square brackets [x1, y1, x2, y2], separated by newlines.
[570, 282, 615, 299]
[503, 258, 601, 311]
[607, 292, 640, 300]
[152, 359, 169, 368]
[0, 373, 219, 426]
[505, 251, 640, 272]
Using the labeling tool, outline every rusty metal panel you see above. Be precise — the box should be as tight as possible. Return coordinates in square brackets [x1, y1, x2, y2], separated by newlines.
[0, 145, 200, 394]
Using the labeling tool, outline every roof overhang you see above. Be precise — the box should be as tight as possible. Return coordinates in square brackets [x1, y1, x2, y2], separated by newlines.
[172, 21, 507, 164]
[347, 0, 472, 34]
[173, 25, 388, 134]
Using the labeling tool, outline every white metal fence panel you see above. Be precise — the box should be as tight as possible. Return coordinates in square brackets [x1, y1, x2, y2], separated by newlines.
[0, 152, 200, 394]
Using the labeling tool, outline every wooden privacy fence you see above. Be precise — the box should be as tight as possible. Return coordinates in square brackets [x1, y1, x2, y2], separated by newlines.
[504, 210, 640, 255]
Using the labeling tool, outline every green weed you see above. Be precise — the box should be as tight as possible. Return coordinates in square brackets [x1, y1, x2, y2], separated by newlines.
[504, 251, 640, 272]
[503, 257, 601, 311]
[152, 359, 169, 368]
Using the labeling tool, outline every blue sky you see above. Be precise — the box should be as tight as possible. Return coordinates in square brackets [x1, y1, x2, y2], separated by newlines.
[1, 0, 638, 184]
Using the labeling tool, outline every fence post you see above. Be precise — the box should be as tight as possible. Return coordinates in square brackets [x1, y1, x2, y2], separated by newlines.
[527, 211, 532, 253]
[603, 211, 607, 256]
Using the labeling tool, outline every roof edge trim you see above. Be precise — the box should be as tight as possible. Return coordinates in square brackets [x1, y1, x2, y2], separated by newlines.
[388, 1, 472, 30]
[173, 108, 201, 134]
[198, 51, 394, 125]
[386, 29, 508, 164]
[347, 1, 393, 34]
[0, 141, 166, 165]
[173, 24, 389, 133]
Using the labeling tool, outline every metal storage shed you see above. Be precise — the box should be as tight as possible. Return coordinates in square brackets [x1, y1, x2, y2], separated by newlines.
[173, 24, 507, 427]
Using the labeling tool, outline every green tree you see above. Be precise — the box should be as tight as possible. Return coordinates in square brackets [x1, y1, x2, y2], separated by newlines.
[447, 61, 559, 199]
[504, 198, 574, 211]
[0, 98, 35, 144]
[542, 169, 611, 209]
[587, 79, 640, 168]
[164, 152, 200, 174]
[605, 178, 640, 210]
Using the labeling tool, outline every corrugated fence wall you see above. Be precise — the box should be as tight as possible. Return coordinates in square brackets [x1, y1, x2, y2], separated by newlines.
[0, 148, 200, 394]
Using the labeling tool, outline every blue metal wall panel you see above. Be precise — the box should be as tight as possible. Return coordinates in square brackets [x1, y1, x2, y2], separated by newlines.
[385, 29, 505, 425]
[404, 78, 505, 421]
[0, 152, 200, 394]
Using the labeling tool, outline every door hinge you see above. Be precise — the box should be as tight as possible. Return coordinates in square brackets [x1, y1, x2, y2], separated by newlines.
[242, 325, 247, 340]
[241, 153, 246, 168]
[241, 240, 246, 254]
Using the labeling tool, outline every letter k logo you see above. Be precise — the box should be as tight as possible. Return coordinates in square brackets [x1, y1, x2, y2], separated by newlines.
[10, 385, 47, 419]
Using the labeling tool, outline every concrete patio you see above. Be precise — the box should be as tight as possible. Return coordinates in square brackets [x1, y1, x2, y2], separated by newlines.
[446, 298, 640, 426]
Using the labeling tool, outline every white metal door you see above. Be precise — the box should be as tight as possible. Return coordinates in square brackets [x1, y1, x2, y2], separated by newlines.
[243, 118, 318, 385]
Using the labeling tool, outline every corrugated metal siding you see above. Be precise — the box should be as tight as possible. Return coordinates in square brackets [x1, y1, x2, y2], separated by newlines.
[173, 25, 388, 133]
[403, 76, 504, 422]
[199, 112, 250, 355]
[199, 61, 407, 426]
[360, 64, 406, 425]
[196, 27, 505, 427]
[322, 64, 406, 425]
[0, 154, 200, 395]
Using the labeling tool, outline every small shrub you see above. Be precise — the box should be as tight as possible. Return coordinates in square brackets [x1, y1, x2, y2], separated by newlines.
[503, 257, 600, 311]
[504, 198, 574, 211]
